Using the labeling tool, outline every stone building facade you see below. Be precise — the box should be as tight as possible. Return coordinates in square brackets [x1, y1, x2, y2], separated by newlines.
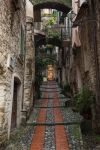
[0, 0, 35, 145]
[0, 0, 26, 143]
[71, 0, 95, 92]
[69, 0, 100, 128]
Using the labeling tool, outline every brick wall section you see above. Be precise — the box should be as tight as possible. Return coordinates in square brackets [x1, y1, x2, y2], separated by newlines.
[0, 0, 26, 144]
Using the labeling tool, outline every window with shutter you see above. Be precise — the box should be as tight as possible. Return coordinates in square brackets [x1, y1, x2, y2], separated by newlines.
[19, 25, 25, 61]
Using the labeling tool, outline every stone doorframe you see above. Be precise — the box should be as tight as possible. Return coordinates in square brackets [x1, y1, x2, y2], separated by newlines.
[8, 73, 22, 139]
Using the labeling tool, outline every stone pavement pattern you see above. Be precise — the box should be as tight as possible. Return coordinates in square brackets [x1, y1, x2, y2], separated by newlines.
[5, 81, 84, 150]
[30, 81, 69, 150]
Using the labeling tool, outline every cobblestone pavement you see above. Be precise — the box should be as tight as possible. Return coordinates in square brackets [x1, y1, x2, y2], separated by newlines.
[6, 81, 93, 150]
[30, 81, 83, 150]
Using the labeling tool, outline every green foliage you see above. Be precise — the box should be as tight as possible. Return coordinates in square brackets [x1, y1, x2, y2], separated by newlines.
[43, 11, 57, 29]
[35, 56, 55, 99]
[73, 124, 82, 140]
[47, 29, 60, 39]
[44, 11, 59, 39]
[35, 57, 44, 99]
[61, 82, 71, 96]
[74, 87, 95, 113]
[63, 83, 71, 93]
[46, 16, 56, 26]
[95, 135, 100, 142]
[36, 56, 48, 70]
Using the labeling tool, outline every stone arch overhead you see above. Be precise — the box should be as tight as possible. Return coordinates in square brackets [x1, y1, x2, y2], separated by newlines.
[31, 0, 71, 7]
[33, 1, 71, 13]
[31, 0, 71, 21]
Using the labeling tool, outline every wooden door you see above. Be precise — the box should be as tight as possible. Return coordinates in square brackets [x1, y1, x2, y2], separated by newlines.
[11, 82, 18, 129]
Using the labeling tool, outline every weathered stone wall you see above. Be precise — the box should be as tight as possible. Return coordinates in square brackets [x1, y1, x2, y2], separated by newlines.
[96, 0, 100, 63]
[0, 0, 26, 144]
[71, 3, 97, 94]
[79, 18, 96, 92]
[23, 16, 35, 118]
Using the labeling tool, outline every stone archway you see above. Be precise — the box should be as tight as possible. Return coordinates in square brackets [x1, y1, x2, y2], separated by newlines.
[34, 1, 71, 13]
[32, 0, 71, 22]
[31, 0, 71, 7]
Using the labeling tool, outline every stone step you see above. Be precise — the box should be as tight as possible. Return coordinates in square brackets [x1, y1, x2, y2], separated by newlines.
[40, 97, 66, 99]
[40, 90, 60, 92]
[40, 86, 61, 89]
[27, 122, 81, 126]
[34, 106, 66, 108]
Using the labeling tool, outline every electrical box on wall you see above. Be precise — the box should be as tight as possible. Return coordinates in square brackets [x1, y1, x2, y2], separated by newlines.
[7, 54, 15, 71]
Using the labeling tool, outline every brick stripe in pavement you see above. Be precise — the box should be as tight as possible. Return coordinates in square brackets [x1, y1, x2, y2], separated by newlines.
[53, 93, 69, 150]
[30, 93, 48, 150]
[30, 83, 70, 150]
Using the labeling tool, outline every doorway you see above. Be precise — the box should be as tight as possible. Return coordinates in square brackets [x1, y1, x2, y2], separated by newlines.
[11, 77, 21, 129]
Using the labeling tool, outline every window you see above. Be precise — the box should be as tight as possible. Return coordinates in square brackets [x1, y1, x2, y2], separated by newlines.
[19, 25, 25, 57]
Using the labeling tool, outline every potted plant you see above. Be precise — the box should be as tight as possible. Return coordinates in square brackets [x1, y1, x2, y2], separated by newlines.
[74, 86, 95, 119]
[61, 82, 72, 97]
[60, 82, 72, 107]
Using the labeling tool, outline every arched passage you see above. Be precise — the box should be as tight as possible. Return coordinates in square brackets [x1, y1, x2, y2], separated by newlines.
[33, 1, 71, 21]
[31, 0, 71, 7]
[34, 2, 71, 13]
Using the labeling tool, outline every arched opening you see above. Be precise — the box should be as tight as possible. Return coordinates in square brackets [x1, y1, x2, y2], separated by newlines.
[34, 1, 71, 13]
[11, 77, 21, 129]
[34, 2, 71, 22]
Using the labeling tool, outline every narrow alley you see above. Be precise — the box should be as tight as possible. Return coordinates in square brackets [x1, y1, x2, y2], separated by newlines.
[30, 81, 70, 150]
[5, 81, 97, 150]
[29, 81, 98, 150]
[0, 0, 100, 149]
